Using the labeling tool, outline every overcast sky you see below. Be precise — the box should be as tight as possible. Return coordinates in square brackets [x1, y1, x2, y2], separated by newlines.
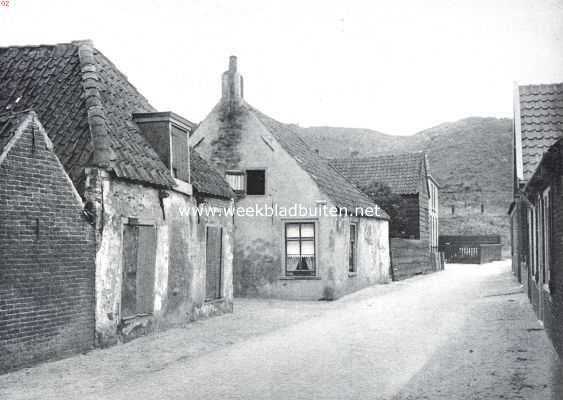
[1, 0, 562, 135]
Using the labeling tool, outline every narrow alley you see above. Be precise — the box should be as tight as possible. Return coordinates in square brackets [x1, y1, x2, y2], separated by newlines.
[1, 260, 561, 400]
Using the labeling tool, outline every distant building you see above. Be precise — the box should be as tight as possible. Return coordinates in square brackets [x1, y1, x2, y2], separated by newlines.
[510, 82, 563, 357]
[0, 41, 234, 371]
[330, 152, 442, 279]
[192, 57, 391, 300]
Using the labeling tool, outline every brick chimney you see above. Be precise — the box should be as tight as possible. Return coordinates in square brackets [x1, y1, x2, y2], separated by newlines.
[222, 56, 243, 105]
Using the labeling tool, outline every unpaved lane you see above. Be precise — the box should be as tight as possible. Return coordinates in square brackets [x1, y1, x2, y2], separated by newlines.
[1, 261, 560, 400]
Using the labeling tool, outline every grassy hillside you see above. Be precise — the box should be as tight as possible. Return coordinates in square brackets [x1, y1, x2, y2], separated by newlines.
[298, 117, 513, 196]
[298, 117, 514, 251]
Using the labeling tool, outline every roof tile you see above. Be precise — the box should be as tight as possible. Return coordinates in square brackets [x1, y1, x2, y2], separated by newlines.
[0, 42, 175, 189]
[329, 152, 426, 195]
[519, 83, 563, 181]
[190, 149, 233, 199]
[247, 105, 388, 218]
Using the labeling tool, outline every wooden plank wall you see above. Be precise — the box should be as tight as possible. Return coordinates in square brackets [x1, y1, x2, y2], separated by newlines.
[390, 238, 434, 280]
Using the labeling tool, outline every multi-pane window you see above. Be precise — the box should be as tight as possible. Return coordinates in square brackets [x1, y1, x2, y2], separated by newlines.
[349, 224, 357, 273]
[528, 207, 536, 277]
[246, 170, 266, 195]
[225, 171, 245, 192]
[285, 222, 315, 277]
[542, 187, 551, 286]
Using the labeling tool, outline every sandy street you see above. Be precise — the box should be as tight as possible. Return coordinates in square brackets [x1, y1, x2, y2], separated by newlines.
[0, 260, 561, 400]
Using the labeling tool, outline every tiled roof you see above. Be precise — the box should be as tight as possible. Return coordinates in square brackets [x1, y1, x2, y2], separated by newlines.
[0, 112, 23, 155]
[329, 152, 426, 195]
[0, 42, 175, 189]
[190, 148, 233, 199]
[248, 106, 388, 219]
[519, 83, 563, 181]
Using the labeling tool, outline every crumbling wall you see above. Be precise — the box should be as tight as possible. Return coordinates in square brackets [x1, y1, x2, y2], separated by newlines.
[88, 176, 233, 346]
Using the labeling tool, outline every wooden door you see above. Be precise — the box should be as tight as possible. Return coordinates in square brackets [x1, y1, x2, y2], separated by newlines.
[205, 226, 223, 300]
[122, 224, 157, 318]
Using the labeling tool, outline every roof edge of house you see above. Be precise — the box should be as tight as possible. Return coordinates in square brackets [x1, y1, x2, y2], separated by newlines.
[76, 40, 116, 169]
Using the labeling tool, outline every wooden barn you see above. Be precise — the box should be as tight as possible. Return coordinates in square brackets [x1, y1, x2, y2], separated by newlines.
[330, 152, 442, 279]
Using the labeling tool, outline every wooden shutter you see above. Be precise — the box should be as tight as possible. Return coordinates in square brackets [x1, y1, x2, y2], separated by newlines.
[121, 225, 139, 318]
[171, 127, 190, 181]
[121, 224, 157, 318]
[205, 226, 223, 300]
[137, 225, 157, 314]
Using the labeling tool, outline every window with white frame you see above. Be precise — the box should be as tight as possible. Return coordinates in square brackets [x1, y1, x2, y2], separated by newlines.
[285, 222, 316, 277]
[225, 171, 244, 192]
[542, 187, 551, 287]
[528, 207, 535, 277]
[536, 195, 543, 283]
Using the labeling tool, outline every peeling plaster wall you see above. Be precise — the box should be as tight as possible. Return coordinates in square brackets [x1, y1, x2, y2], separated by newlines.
[194, 105, 389, 300]
[86, 172, 233, 346]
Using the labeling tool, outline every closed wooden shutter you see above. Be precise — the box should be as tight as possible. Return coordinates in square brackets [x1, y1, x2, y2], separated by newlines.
[171, 127, 190, 181]
[121, 224, 157, 318]
[205, 226, 223, 300]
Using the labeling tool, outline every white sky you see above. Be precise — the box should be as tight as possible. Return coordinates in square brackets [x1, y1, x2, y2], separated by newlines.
[1, 0, 562, 135]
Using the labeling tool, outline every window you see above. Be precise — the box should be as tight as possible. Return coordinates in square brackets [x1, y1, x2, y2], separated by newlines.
[349, 224, 357, 273]
[121, 224, 157, 318]
[528, 207, 536, 277]
[481, 203, 485, 214]
[536, 194, 543, 284]
[451, 205, 455, 215]
[285, 222, 316, 277]
[225, 171, 244, 192]
[246, 170, 265, 195]
[531, 206, 538, 278]
[542, 188, 551, 286]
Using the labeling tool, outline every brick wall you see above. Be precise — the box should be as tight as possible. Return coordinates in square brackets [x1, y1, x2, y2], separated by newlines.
[520, 169, 563, 358]
[0, 119, 96, 372]
[546, 175, 563, 357]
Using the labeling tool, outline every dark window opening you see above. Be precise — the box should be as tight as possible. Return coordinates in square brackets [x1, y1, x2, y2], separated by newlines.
[451, 206, 455, 215]
[246, 170, 265, 195]
[481, 203, 485, 214]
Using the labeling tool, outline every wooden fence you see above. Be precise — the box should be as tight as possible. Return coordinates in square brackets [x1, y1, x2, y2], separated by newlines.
[390, 239, 444, 280]
[438, 235, 503, 264]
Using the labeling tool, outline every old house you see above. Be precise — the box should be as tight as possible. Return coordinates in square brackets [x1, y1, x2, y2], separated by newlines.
[0, 41, 234, 370]
[510, 82, 563, 357]
[330, 152, 441, 279]
[192, 57, 390, 300]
